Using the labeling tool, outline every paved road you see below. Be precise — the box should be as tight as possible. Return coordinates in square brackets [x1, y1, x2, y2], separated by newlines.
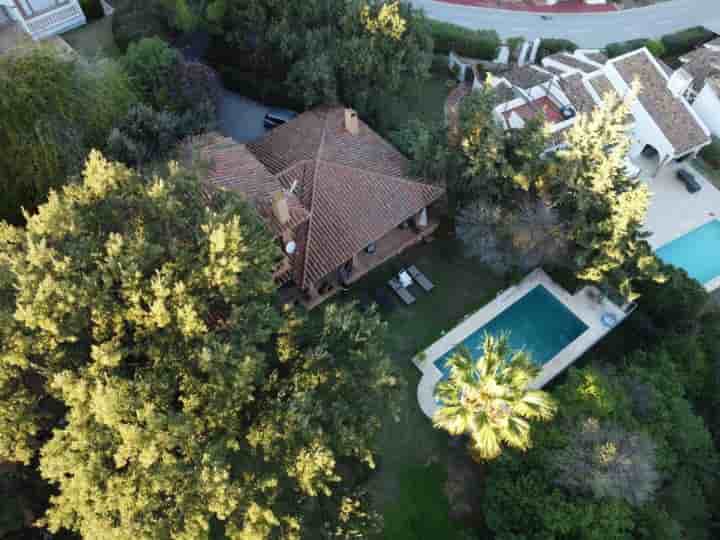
[412, 0, 720, 48]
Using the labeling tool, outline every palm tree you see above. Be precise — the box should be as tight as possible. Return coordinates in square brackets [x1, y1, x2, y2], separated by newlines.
[433, 334, 557, 461]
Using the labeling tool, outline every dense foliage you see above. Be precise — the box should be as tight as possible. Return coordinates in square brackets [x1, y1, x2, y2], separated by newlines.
[0, 47, 135, 224]
[537, 38, 578, 61]
[0, 153, 401, 539]
[660, 26, 716, 57]
[172, 0, 433, 119]
[427, 20, 500, 60]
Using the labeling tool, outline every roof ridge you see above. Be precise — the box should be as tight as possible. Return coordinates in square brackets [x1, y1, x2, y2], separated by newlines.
[313, 159, 443, 194]
[299, 114, 331, 290]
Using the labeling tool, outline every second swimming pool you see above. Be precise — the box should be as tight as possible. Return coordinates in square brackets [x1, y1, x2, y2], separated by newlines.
[656, 220, 720, 287]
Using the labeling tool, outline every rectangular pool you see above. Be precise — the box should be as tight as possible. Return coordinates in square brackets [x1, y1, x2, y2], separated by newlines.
[433, 285, 589, 378]
[656, 220, 720, 286]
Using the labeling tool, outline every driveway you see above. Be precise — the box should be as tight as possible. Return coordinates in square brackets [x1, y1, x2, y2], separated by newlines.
[411, 0, 720, 48]
[218, 89, 268, 143]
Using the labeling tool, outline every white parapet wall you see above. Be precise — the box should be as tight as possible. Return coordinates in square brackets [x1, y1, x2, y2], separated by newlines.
[25, 1, 86, 41]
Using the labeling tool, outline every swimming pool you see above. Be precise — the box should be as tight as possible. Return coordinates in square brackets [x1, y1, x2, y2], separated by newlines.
[433, 285, 589, 379]
[656, 220, 720, 286]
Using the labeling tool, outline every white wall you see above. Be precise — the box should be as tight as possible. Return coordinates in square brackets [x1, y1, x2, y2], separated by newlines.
[604, 61, 675, 162]
[692, 84, 720, 138]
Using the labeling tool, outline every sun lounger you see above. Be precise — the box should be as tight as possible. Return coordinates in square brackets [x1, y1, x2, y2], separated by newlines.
[408, 265, 434, 292]
[388, 278, 416, 305]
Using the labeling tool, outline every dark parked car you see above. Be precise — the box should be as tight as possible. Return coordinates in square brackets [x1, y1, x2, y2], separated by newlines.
[676, 168, 701, 193]
[263, 108, 298, 129]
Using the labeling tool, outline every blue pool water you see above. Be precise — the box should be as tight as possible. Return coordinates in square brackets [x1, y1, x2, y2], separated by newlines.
[433, 285, 588, 379]
[656, 220, 720, 286]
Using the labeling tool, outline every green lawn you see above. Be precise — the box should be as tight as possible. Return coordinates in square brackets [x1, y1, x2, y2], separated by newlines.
[333, 225, 503, 539]
[63, 16, 121, 59]
[374, 56, 454, 139]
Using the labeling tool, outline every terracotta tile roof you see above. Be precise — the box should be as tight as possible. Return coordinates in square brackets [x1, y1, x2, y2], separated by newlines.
[559, 73, 597, 115]
[201, 136, 281, 202]
[296, 161, 443, 288]
[680, 47, 720, 92]
[500, 65, 553, 89]
[584, 52, 608, 65]
[201, 107, 444, 291]
[544, 52, 599, 74]
[612, 49, 709, 155]
[247, 107, 409, 178]
[588, 73, 619, 101]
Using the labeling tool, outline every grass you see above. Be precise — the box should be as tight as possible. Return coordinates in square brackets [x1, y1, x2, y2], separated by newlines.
[374, 55, 454, 139]
[333, 225, 504, 539]
[382, 464, 474, 540]
[63, 16, 121, 59]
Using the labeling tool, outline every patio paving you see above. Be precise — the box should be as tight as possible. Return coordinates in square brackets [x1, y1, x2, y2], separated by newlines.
[637, 155, 720, 249]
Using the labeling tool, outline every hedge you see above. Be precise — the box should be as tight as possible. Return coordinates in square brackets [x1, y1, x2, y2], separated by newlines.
[660, 26, 715, 57]
[112, 0, 172, 52]
[428, 20, 500, 60]
[700, 137, 720, 169]
[537, 38, 578, 61]
[605, 38, 650, 58]
[80, 0, 104, 20]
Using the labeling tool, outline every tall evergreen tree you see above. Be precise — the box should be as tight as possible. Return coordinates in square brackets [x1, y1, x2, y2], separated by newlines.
[0, 152, 400, 539]
[551, 88, 663, 301]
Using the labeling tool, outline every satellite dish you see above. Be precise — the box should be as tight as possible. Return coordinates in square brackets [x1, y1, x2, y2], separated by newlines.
[285, 241, 297, 255]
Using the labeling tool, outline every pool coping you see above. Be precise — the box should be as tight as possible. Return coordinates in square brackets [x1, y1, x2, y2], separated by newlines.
[413, 268, 628, 419]
[654, 218, 720, 293]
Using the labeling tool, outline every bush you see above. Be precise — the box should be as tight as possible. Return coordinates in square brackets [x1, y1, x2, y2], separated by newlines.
[122, 37, 181, 110]
[80, 0, 104, 20]
[605, 38, 650, 58]
[428, 20, 500, 60]
[661, 26, 715, 57]
[700, 136, 720, 169]
[537, 38, 578, 60]
[112, 0, 171, 52]
[645, 39, 666, 58]
[219, 67, 304, 110]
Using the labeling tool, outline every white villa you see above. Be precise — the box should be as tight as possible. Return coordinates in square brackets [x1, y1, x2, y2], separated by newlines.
[449, 47, 713, 176]
[0, 0, 85, 42]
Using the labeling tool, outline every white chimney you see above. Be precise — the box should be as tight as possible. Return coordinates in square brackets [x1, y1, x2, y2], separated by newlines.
[667, 68, 693, 97]
[272, 191, 290, 225]
[344, 108, 359, 135]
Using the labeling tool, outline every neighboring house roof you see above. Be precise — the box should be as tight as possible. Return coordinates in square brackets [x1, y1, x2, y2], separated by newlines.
[559, 73, 596, 115]
[588, 73, 619, 101]
[500, 65, 553, 90]
[201, 107, 444, 291]
[584, 51, 608, 65]
[680, 46, 720, 92]
[544, 52, 599, 74]
[612, 49, 709, 155]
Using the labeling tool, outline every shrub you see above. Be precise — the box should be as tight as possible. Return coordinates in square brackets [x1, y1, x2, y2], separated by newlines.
[645, 39, 666, 58]
[605, 38, 649, 58]
[106, 104, 182, 166]
[80, 0, 104, 20]
[537, 38, 578, 60]
[218, 67, 304, 110]
[661, 26, 715, 57]
[700, 136, 720, 169]
[122, 37, 181, 110]
[112, 0, 171, 52]
[428, 20, 500, 60]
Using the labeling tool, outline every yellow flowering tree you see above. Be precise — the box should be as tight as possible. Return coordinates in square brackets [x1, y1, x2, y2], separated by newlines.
[0, 152, 400, 539]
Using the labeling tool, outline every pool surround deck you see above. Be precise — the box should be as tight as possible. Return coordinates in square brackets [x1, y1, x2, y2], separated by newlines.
[635, 155, 720, 292]
[413, 268, 627, 418]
